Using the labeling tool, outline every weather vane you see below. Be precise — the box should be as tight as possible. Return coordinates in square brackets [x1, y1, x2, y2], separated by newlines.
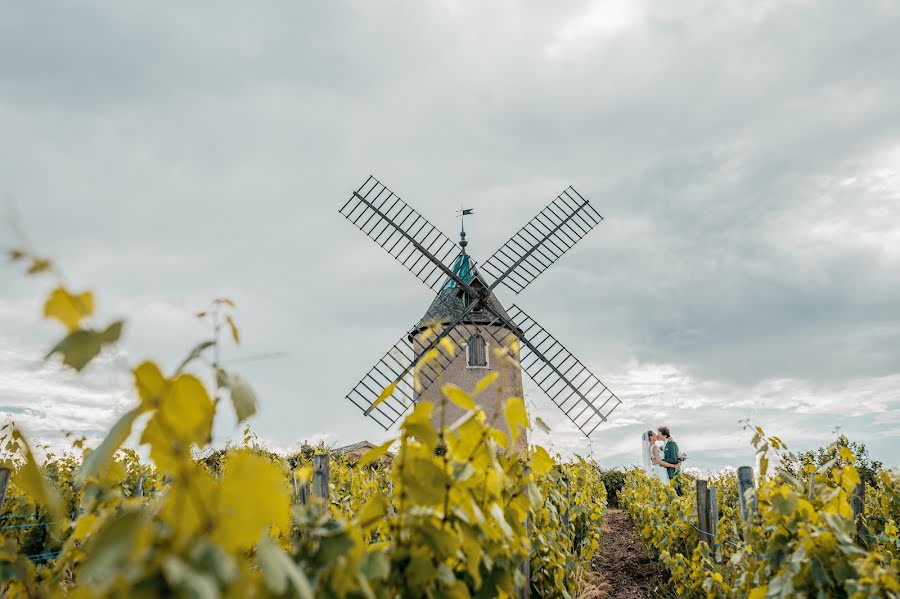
[457, 207, 474, 239]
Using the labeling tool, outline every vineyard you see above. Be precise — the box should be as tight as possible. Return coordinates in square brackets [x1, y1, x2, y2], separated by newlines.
[0, 250, 607, 598]
[4, 253, 900, 599]
[620, 429, 900, 597]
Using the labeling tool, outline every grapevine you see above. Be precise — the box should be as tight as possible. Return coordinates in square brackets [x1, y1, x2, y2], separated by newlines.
[620, 428, 900, 597]
[0, 248, 607, 598]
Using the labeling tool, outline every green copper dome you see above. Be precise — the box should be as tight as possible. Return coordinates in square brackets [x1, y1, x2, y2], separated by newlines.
[443, 252, 474, 290]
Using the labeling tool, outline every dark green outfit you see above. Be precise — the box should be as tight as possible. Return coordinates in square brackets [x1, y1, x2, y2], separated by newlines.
[663, 439, 682, 496]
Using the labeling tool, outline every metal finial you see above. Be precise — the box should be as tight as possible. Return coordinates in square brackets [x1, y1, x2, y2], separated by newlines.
[457, 207, 473, 251]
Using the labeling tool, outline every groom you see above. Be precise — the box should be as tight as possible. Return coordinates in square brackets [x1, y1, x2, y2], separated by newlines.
[653, 425, 683, 496]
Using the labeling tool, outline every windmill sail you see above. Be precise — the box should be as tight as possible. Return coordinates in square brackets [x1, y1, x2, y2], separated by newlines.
[345, 254, 520, 428]
[344, 328, 421, 430]
[487, 305, 621, 436]
[344, 319, 494, 429]
[479, 187, 604, 295]
[339, 176, 460, 290]
[339, 175, 622, 438]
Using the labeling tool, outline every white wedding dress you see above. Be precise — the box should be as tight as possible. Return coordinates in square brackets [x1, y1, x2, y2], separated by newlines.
[641, 432, 671, 484]
[650, 440, 670, 484]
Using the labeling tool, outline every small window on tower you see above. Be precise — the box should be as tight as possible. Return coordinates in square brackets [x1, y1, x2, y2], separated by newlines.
[467, 333, 488, 368]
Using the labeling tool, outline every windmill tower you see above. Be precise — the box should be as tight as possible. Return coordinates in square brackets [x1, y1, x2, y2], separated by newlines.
[340, 176, 622, 441]
[408, 218, 525, 438]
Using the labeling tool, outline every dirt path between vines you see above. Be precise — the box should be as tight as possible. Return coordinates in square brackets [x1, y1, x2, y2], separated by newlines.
[591, 508, 673, 599]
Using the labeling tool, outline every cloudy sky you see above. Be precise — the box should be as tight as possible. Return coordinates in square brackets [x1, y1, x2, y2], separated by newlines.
[2, 1, 899, 473]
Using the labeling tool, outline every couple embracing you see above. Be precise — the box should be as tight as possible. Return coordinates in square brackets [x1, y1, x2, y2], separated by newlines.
[648, 425, 683, 496]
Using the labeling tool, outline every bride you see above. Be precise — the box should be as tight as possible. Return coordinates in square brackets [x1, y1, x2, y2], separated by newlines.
[642, 429, 670, 484]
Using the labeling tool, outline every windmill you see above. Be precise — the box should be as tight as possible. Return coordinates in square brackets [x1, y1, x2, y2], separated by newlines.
[339, 175, 621, 438]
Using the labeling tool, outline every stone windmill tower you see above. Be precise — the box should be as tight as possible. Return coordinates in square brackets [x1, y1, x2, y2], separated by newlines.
[407, 222, 524, 435]
[340, 176, 622, 441]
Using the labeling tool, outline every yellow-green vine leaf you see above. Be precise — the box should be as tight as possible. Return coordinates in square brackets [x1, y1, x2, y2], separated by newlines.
[438, 336, 456, 357]
[356, 493, 389, 530]
[77, 406, 143, 484]
[134, 360, 167, 408]
[503, 397, 529, 444]
[45, 320, 123, 372]
[225, 314, 240, 344]
[748, 586, 768, 599]
[472, 371, 498, 397]
[366, 381, 397, 415]
[534, 416, 551, 434]
[214, 451, 291, 552]
[358, 439, 395, 467]
[360, 551, 390, 581]
[221, 371, 258, 423]
[98, 320, 123, 342]
[401, 402, 438, 450]
[257, 536, 314, 599]
[70, 513, 100, 543]
[161, 556, 220, 598]
[441, 383, 475, 411]
[160, 373, 215, 445]
[13, 428, 63, 519]
[79, 510, 144, 588]
[530, 446, 554, 476]
[294, 465, 312, 484]
[490, 503, 513, 538]
[43, 286, 94, 331]
[26, 257, 52, 274]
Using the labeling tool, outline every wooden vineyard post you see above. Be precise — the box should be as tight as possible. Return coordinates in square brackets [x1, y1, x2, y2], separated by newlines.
[708, 486, 719, 561]
[696, 479, 712, 552]
[0, 467, 10, 506]
[562, 476, 571, 534]
[516, 466, 532, 599]
[312, 454, 330, 513]
[851, 481, 865, 534]
[737, 466, 757, 522]
[517, 512, 532, 599]
[292, 468, 311, 505]
[298, 480, 310, 506]
[136, 476, 144, 498]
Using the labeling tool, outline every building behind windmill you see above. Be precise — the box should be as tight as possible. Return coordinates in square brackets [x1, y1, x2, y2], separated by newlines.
[408, 227, 526, 447]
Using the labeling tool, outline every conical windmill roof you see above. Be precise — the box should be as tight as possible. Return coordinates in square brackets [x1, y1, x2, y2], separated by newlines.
[413, 252, 511, 333]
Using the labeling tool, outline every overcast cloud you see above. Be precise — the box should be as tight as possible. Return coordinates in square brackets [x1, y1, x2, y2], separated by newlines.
[2, 0, 899, 473]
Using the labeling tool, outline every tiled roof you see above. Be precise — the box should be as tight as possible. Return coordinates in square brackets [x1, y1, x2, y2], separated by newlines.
[413, 252, 511, 332]
[335, 440, 377, 454]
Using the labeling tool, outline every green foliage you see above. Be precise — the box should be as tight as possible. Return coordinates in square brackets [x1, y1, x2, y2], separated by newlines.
[0, 253, 606, 598]
[599, 468, 627, 508]
[779, 436, 884, 488]
[620, 428, 900, 598]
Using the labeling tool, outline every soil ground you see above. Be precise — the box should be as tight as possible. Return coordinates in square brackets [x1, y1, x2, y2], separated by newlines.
[591, 508, 674, 598]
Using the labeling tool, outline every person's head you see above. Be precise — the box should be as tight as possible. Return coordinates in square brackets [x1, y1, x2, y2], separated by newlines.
[656, 425, 671, 439]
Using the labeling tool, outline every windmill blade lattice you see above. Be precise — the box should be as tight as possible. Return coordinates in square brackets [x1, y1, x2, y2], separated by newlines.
[345, 320, 491, 430]
[345, 327, 420, 430]
[489, 305, 622, 436]
[480, 187, 604, 295]
[339, 176, 460, 291]
[339, 175, 622, 438]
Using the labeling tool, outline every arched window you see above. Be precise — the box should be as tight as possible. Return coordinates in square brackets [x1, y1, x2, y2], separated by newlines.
[467, 333, 487, 368]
